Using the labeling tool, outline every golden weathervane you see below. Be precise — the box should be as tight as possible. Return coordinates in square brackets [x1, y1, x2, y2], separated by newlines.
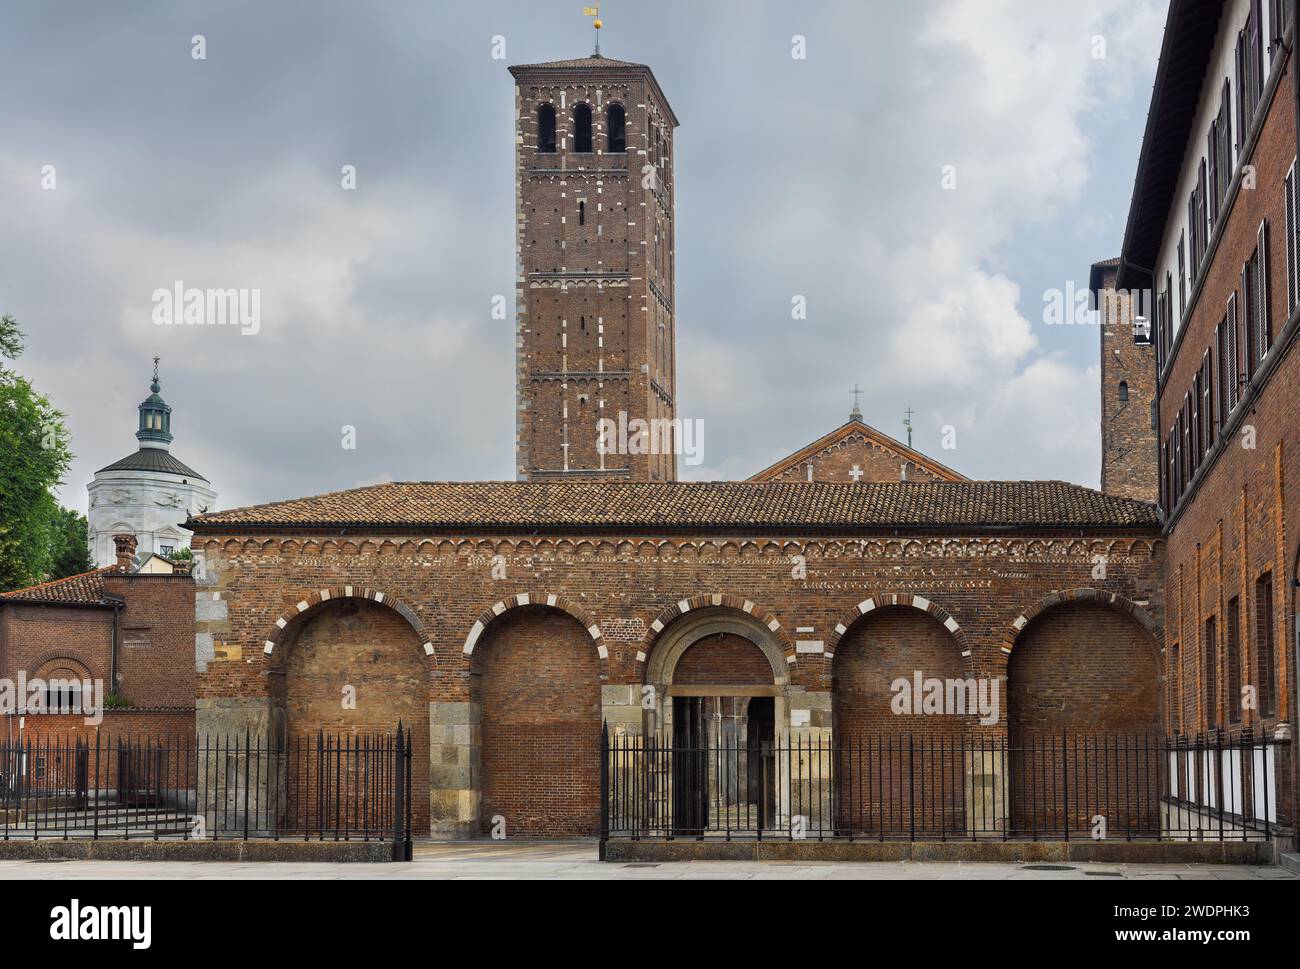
[583, 4, 602, 55]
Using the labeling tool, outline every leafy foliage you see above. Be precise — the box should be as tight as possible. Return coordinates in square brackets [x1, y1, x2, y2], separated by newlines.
[0, 314, 74, 592]
[49, 506, 93, 579]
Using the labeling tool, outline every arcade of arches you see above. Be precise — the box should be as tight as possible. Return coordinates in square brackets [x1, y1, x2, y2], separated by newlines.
[190, 516, 1183, 838]
[213, 590, 1166, 838]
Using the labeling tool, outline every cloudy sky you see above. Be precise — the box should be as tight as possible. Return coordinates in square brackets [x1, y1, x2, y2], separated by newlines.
[0, 0, 1167, 514]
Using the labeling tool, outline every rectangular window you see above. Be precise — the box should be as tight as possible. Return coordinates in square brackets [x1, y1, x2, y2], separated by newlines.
[1255, 572, 1276, 717]
[1226, 597, 1242, 725]
[1204, 616, 1218, 730]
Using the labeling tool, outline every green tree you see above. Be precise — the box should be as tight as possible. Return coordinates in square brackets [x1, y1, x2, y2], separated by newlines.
[48, 506, 92, 579]
[0, 314, 73, 591]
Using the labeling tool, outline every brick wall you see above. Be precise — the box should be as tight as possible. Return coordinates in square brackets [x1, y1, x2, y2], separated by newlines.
[760, 432, 955, 484]
[0, 573, 194, 711]
[674, 633, 773, 685]
[1008, 602, 1160, 736]
[472, 606, 602, 836]
[833, 607, 967, 740]
[192, 525, 1168, 835]
[103, 573, 196, 708]
[270, 597, 430, 833]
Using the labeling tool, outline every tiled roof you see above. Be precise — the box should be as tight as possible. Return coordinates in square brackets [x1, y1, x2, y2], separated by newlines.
[97, 447, 206, 480]
[0, 567, 119, 606]
[190, 481, 1160, 531]
[510, 54, 647, 71]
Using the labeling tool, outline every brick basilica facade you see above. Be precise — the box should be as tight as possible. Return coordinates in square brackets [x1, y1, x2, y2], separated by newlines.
[185, 38, 1294, 840]
[190, 483, 1166, 836]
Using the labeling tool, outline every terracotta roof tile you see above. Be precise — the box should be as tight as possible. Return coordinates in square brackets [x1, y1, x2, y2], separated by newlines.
[190, 481, 1160, 532]
[0, 567, 119, 606]
[510, 54, 647, 71]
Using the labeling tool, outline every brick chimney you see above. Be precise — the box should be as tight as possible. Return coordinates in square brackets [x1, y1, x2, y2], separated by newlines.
[112, 533, 138, 571]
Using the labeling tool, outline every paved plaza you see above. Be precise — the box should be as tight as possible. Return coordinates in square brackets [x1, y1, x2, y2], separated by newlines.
[0, 841, 1295, 879]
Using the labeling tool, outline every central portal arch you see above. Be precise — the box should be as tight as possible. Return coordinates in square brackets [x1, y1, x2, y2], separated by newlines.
[644, 608, 790, 832]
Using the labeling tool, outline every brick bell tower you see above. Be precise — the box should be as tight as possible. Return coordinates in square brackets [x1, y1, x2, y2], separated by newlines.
[1092, 258, 1158, 502]
[509, 51, 679, 481]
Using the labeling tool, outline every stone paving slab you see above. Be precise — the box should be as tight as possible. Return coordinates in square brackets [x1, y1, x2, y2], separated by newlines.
[0, 840, 1293, 879]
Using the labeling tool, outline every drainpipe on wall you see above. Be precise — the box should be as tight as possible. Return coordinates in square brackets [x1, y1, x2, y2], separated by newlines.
[109, 600, 122, 697]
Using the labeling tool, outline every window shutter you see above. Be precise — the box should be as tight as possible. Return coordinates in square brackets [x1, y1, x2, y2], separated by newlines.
[1201, 353, 1211, 453]
[1242, 262, 1255, 379]
[1227, 291, 1239, 410]
[1257, 219, 1270, 357]
[1215, 322, 1224, 424]
[1286, 164, 1297, 313]
[1191, 374, 1200, 470]
[1251, 0, 1264, 101]
[1208, 125, 1219, 227]
[1222, 79, 1232, 177]
[1236, 31, 1247, 149]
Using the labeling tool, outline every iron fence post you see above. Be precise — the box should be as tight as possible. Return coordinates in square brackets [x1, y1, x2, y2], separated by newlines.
[599, 721, 609, 860]
[392, 722, 405, 862]
[1061, 730, 1069, 842]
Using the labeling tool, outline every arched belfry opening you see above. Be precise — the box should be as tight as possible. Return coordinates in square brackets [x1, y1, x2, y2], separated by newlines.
[537, 104, 556, 153]
[573, 103, 593, 153]
[606, 103, 625, 152]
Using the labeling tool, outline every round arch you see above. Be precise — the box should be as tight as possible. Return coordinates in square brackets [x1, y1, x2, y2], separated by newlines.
[461, 592, 608, 677]
[642, 605, 791, 737]
[1000, 588, 1161, 667]
[262, 585, 434, 664]
[639, 593, 793, 665]
[826, 592, 972, 667]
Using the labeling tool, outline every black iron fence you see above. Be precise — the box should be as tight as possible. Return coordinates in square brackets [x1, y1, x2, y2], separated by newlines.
[601, 727, 1288, 843]
[0, 725, 414, 859]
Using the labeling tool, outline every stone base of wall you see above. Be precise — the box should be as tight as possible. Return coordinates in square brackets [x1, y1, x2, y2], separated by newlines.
[195, 697, 269, 735]
[0, 839, 396, 863]
[602, 838, 1279, 865]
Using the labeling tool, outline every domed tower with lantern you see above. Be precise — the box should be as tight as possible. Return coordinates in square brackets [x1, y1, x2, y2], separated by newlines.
[86, 358, 218, 567]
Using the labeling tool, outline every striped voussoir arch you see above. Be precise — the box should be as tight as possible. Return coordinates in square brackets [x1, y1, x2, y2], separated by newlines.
[826, 592, 973, 664]
[262, 586, 434, 659]
[636, 593, 794, 665]
[460, 592, 608, 664]
[1001, 588, 1161, 658]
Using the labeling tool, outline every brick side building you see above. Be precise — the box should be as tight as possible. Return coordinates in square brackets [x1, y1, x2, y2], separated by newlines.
[1116, 0, 1298, 804]
[0, 534, 197, 743]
